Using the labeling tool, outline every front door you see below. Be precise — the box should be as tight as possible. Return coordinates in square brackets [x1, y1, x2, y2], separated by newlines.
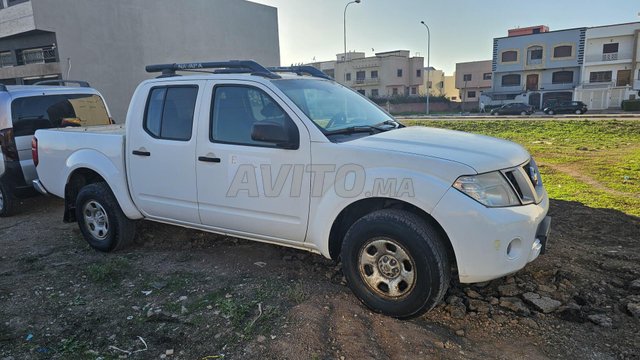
[526, 74, 539, 91]
[196, 81, 312, 242]
[127, 81, 205, 223]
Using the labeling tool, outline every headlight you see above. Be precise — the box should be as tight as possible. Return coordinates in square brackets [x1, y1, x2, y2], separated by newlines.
[453, 172, 520, 207]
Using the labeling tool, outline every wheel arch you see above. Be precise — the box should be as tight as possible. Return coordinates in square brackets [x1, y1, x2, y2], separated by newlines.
[327, 197, 457, 269]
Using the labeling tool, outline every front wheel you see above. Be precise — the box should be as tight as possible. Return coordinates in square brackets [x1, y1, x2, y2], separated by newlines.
[0, 181, 14, 217]
[341, 209, 450, 319]
[520, 111, 527, 116]
[547, 110, 555, 115]
[575, 109, 582, 115]
[76, 182, 136, 252]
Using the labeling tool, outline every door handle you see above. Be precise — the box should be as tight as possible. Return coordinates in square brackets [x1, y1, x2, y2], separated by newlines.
[132, 150, 151, 156]
[198, 156, 221, 163]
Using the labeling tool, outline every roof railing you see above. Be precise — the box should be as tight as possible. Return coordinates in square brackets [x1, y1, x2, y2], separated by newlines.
[267, 66, 333, 80]
[145, 60, 281, 79]
[145, 60, 332, 80]
[33, 80, 91, 87]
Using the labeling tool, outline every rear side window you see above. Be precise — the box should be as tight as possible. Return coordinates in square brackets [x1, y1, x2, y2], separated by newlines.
[144, 86, 198, 141]
[10, 94, 110, 137]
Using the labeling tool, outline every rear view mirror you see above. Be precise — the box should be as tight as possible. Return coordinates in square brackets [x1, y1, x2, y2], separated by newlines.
[251, 122, 298, 149]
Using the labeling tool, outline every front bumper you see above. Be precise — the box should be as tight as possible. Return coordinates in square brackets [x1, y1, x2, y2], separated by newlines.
[432, 187, 550, 283]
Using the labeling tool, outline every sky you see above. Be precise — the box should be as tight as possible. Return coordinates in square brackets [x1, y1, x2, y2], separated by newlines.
[251, 0, 639, 74]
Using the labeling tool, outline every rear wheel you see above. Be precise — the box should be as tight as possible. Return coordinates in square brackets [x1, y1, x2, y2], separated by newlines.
[76, 182, 136, 252]
[0, 181, 14, 217]
[341, 209, 450, 319]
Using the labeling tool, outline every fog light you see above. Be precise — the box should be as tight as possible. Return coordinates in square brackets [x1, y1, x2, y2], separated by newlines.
[507, 238, 522, 259]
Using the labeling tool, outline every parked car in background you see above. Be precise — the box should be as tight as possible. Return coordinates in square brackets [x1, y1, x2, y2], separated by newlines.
[0, 80, 112, 216]
[543, 101, 588, 115]
[34, 61, 551, 319]
[490, 103, 534, 116]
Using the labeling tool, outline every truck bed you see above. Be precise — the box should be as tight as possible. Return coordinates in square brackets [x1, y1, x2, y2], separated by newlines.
[35, 124, 127, 199]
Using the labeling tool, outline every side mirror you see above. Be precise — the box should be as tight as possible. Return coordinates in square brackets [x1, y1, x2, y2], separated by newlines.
[251, 122, 298, 149]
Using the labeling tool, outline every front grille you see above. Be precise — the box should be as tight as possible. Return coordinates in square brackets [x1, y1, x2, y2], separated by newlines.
[502, 159, 543, 205]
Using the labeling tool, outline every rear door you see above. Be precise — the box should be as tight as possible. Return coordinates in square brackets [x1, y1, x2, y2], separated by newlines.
[10, 93, 111, 184]
[127, 81, 204, 223]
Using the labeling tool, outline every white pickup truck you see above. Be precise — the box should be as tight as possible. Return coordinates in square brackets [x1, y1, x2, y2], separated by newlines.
[34, 61, 550, 318]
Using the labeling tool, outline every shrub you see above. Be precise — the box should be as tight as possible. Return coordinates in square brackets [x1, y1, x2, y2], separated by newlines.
[621, 99, 640, 111]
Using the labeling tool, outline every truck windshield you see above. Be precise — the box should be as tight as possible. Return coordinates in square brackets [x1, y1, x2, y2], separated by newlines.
[272, 79, 398, 135]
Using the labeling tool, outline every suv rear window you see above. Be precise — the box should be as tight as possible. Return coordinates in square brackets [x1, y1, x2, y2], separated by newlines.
[11, 94, 110, 137]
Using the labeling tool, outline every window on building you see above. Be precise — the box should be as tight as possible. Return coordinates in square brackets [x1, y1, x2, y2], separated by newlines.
[211, 86, 298, 148]
[501, 74, 521, 86]
[416, 69, 422, 77]
[392, 87, 398, 96]
[371, 70, 378, 79]
[527, 46, 543, 65]
[589, 71, 612, 83]
[451, 96, 458, 101]
[427, 81, 432, 89]
[357, 89, 366, 95]
[552, 71, 574, 84]
[616, 70, 631, 87]
[411, 87, 417, 95]
[467, 91, 476, 98]
[144, 86, 198, 141]
[603, 43, 619, 54]
[553, 45, 573, 58]
[397, 69, 403, 77]
[356, 71, 365, 81]
[501, 50, 518, 62]
[346, 73, 351, 81]
[463, 74, 472, 82]
[371, 89, 379, 97]
[483, 73, 492, 80]
[0, 52, 12, 68]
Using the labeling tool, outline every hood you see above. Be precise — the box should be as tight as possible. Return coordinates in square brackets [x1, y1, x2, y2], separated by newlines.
[348, 126, 530, 173]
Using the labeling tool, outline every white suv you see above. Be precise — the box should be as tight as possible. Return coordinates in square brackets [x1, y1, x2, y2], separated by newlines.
[0, 80, 112, 216]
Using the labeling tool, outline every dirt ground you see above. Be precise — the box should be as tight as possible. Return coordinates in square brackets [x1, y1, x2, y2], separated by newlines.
[1, 195, 639, 359]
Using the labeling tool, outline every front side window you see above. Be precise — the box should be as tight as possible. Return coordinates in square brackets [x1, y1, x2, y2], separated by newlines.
[211, 85, 297, 148]
[11, 94, 111, 137]
[272, 79, 394, 135]
[144, 86, 198, 141]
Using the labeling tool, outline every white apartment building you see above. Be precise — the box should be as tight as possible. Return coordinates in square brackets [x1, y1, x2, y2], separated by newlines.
[574, 22, 640, 109]
[455, 60, 493, 103]
[310, 50, 424, 98]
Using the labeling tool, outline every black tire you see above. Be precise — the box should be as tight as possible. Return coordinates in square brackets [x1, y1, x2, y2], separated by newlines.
[520, 111, 527, 116]
[75, 182, 136, 252]
[0, 181, 14, 217]
[341, 209, 450, 319]
[547, 110, 554, 115]
[575, 109, 582, 115]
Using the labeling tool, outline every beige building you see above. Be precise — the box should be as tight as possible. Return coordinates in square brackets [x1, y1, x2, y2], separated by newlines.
[444, 74, 459, 101]
[420, 67, 445, 96]
[455, 60, 493, 103]
[310, 50, 424, 98]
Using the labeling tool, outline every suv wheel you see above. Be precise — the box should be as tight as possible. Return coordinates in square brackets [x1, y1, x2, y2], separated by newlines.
[76, 182, 136, 252]
[0, 181, 14, 217]
[341, 209, 450, 319]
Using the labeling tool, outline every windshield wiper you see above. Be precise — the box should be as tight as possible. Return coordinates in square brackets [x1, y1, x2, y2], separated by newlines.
[324, 125, 388, 136]
[372, 119, 403, 129]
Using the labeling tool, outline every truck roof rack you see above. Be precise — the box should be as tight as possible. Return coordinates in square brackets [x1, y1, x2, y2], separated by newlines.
[267, 66, 333, 80]
[33, 80, 91, 87]
[145, 60, 281, 79]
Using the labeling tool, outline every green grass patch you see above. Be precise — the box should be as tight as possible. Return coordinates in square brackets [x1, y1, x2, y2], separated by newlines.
[401, 119, 640, 216]
[86, 257, 131, 283]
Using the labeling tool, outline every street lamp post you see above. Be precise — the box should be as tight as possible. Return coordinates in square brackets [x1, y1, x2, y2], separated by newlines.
[343, 0, 361, 63]
[420, 20, 431, 115]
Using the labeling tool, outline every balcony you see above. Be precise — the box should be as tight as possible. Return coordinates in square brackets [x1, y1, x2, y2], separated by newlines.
[585, 52, 632, 63]
[17, 47, 56, 65]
